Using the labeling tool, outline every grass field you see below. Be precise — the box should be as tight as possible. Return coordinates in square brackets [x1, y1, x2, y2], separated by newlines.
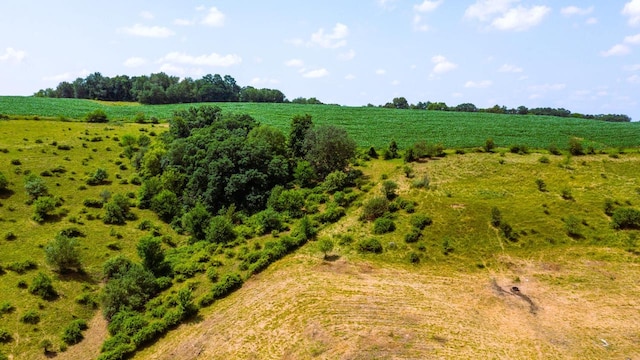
[0, 115, 639, 359]
[2, 96, 640, 149]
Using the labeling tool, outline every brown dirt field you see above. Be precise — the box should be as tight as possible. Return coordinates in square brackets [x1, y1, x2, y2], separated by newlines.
[57, 312, 107, 360]
[131, 254, 640, 360]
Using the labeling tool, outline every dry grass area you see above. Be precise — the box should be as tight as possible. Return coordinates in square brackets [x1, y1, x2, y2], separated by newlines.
[132, 252, 640, 360]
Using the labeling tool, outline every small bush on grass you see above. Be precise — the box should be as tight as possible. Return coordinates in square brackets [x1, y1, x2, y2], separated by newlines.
[61, 319, 88, 345]
[20, 310, 40, 324]
[361, 197, 389, 221]
[535, 179, 547, 192]
[373, 217, 396, 234]
[357, 238, 383, 254]
[564, 215, 582, 237]
[29, 272, 57, 300]
[404, 228, 422, 243]
[411, 174, 430, 189]
[7, 259, 37, 274]
[86, 109, 108, 123]
[0, 328, 12, 343]
[611, 207, 640, 230]
[410, 214, 432, 229]
[86, 168, 109, 185]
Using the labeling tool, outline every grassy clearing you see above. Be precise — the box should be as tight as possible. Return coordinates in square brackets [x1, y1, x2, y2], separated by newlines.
[2, 96, 640, 149]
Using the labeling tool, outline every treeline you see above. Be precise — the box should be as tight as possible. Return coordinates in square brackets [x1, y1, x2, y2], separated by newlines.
[377, 97, 632, 122]
[34, 72, 287, 105]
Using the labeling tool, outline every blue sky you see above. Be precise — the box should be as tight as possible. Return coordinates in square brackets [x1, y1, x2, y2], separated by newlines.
[1, 1, 639, 119]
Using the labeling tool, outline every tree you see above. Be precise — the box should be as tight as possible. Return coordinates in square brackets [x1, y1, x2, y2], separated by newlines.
[182, 202, 211, 241]
[289, 114, 313, 158]
[103, 194, 133, 225]
[151, 189, 180, 222]
[318, 238, 334, 259]
[392, 97, 409, 109]
[101, 261, 157, 320]
[205, 216, 236, 244]
[85, 109, 108, 123]
[45, 234, 82, 272]
[303, 125, 357, 179]
[137, 235, 169, 276]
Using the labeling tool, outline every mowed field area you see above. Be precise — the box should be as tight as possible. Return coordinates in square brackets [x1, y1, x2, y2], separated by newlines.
[0, 100, 639, 359]
[2, 96, 640, 149]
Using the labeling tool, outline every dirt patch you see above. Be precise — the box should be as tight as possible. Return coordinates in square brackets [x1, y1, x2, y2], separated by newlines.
[57, 311, 107, 360]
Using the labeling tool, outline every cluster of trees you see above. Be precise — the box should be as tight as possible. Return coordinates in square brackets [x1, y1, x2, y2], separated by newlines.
[34, 72, 288, 105]
[379, 97, 632, 122]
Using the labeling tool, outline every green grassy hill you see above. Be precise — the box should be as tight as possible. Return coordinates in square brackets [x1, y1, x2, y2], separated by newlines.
[1, 96, 640, 149]
[0, 114, 639, 359]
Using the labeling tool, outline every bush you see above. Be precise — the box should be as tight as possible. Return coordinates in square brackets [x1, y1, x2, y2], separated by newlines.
[490, 207, 502, 227]
[86, 168, 109, 185]
[103, 194, 133, 225]
[499, 222, 517, 242]
[322, 170, 348, 193]
[32, 196, 57, 222]
[548, 143, 561, 155]
[24, 174, 48, 199]
[611, 207, 640, 230]
[0, 328, 12, 343]
[316, 203, 345, 224]
[411, 174, 430, 189]
[6, 259, 37, 274]
[568, 137, 584, 156]
[151, 189, 180, 222]
[410, 214, 432, 229]
[61, 319, 88, 345]
[361, 197, 389, 221]
[381, 180, 398, 199]
[205, 216, 236, 244]
[357, 238, 383, 253]
[564, 215, 582, 237]
[408, 252, 420, 264]
[20, 310, 40, 324]
[535, 179, 547, 192]
[404, 228, 422, 243]
[29, 272, 57, 300]
[483, 138, 496, 153]
[251, 209, 282, 235]
[45, 234, 82, 272]
[373, 217, 396, 234]
[83, 198, 103, 208]
[0, 172, 7, 191]
[86, 109, 108, 123]
[509, 144, 529, 154]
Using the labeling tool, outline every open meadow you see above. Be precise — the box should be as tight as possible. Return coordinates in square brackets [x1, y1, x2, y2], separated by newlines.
[0, 106, 639, 359]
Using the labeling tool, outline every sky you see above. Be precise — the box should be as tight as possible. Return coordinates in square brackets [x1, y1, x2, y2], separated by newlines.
[1, 0, 639, 119]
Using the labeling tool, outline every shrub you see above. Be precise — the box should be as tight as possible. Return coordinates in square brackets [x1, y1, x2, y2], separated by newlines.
[535, 179, 547, 192]
[538, 156, 550, 164]
[604, 198, 616, 216]
[6, 259, 37, 274]
[381, 180, 398, 200]
[0, 301, 15, 315]
[151, 189, 180, 222]
[373, 217, 396, 234]
[509, 144, 529, 154]
[561, 188, 574, 201]
[20, 310, 40, 324]
[499, 222, 517, 242]
[0, 328, 12, 343]
[411, 174, 430, 189]
[408, 252, 420, 264]
[322, 170, 348, 193]
[490, 207, 502, 227]
[564, 215, 582, 237]
[83, 198, 103, 208]
[404, 228, 422, 243]
[410, 214, 433, 229]
[24, 174, 48, 199]
[103, 194, 133, 224]
[205, 216, 236, 244]
[316, 203, 345, 224]
[548, 143, 561, 155]
[86, 109, 108, 123]
[0, 172, 7, 191]
[251, 209, 282, 235]
[86, 168, 109, 185]
[32, 196, 56, 222]
[357, 238, 383, 253]
[3, 231, 16, 241]
[568, 137, 584, 156]
[483, 138, 496, 153]
[361, 197, 389, 221]
[611, 207, 640, 230]
[61, 319, 88, 345]
[29, 272, 57, 300]
[317, 238, 334, 259]
[45, 234, 82, 272]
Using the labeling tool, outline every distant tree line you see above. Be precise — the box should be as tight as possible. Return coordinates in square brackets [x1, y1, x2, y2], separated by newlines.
[34, 72, 287, 105]
[379, 97, 632, 122]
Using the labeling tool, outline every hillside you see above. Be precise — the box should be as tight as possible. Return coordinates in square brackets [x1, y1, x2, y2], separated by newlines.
[0, 116, 639, 359]
[1, 96, 640, 149]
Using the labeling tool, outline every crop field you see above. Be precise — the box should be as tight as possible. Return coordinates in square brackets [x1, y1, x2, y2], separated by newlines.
[1, 96, 640, 150]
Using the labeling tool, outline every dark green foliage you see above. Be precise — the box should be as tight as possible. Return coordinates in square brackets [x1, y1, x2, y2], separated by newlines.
[6, 259, 37, 274]
[86, 109, 108, 123]
[384, 140, 399, 160]
[405, 228, 422, 243]
[292, 216, 317, 241]
[367, 146, 378, 159]
[86, 168, 109, 185]
[32, 196, 56, 222]
[45, 234, 82, 272]
[564, 215, 582, 237]
[548, 143, 561, 155]
[293, 160, 316, 188]
[0, 301, 14, 315]
[322, 170, 349, 193]
[137, 236, 170, 276]
[251, 209, 283, 235]
[304, 125, 357, 179]
[568, 137, 584, 155]
[381, 180, 398, 200]
[535, 178, 547, 192]
[101, 260, 157, 320]
[317, 238, 334, 259]
[83, 198, 103, 208]
[61, 319, 88, 345]
[24, 174, 48, 199]
[509, 144, 529, 154]
[267, 186, 305, 218]
[20, 310, 40, 324]
[289, 114, 313, 158]
[373, 217, 396, 234]
[410, 214, 433, 229]
[205, 216, 236, 243]
[182, 202, 211, 241]
[200, 273, 244, 306]
[408, 252, 420, 263]
[138, 177, 162, 210]
[29, 272, 57, 300]
[561, 188, 574, 201]
[604, 198, 616, 216]
[315, 202, 345, 224]
[499, 222, 517, 242]
[103, 193, 134, 225]
[108, 311, 148, 337]
[361, 196, 389, 221]
[0, 328, 12, 343]
[0, 171, 7, 191]
[413, 141, 446, 158]
[151, 189, 180, 222]
[611, 207, 640, 230]
[490, 207, 502, 227]
[442, 238, 454, 255]
[357, 238, 383, 253]
[484, 138, 496, 152]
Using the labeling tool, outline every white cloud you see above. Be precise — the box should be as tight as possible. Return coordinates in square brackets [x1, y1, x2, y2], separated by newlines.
[338, 49, 356, 61]
[623, 0, 640, 26]
[465, 1, 550, 31]
[465, 80, 493, 88]
[586, 17, 598, 25]
[375, 69, 386, 75]
[302, 68, 329, 78]
[431, 55, 457, 74]
[624, 63, 640, 71]
[0, 47, 26, 63]
[285, 59, 304, 67]
[202, 7, 225, 27]
[140, 11, 154, 20]
[42, 69, 90, 82]
[628, 74, 640, 83]
[492, 6, 550, 31]
[250, 77, 280, 85]
[413, 15, 430, 32]
[174, 18, 194, 26]
[123, 57, 147, 67]
[159, 52, 242, 67]
[378, 0, 398, 10]
[345, 74, 356, 80]
[309, 23, 349, 48]
[529, 83, 566, 92]
[120, 24, 174, 38]
[601, 44, 631, 56]
[414, 0, 443, 13]
[624, 33, 640, 44]
[159, 63, 186, 75]
[561, 6, 594, 17]
[498, 63, 523, 73]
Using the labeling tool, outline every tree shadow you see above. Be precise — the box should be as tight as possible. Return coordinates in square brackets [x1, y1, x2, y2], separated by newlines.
[184, 313, 205, 325]
[56, 269, 99, 285]
[323, 254, 341, 262]
[0, 189, 15, 199]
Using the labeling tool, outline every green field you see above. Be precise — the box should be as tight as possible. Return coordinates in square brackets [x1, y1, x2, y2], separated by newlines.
[1, 96, 640, 149]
